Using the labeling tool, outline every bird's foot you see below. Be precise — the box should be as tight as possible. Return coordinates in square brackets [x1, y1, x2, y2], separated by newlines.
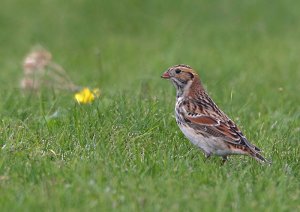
[221, 156, 228, 165]
[204, 153, 211, 162]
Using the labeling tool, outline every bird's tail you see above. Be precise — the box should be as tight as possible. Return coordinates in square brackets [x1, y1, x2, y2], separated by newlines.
[250, 150, 272, 165]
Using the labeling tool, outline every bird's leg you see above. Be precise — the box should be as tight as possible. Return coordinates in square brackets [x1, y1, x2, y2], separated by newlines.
[204, 153, 211, 162]
[221, 156, 228, 165]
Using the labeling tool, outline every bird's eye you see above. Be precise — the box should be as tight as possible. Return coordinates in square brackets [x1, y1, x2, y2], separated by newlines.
[175, 69, 181, 74]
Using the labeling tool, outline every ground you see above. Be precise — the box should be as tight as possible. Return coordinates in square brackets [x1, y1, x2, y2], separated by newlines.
[0, 0, 299, 211]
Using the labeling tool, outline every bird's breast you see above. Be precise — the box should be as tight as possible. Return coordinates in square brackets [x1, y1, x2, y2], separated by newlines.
[174, 99, 232, 156]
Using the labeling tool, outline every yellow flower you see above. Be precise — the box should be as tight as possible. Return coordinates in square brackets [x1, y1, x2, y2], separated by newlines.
[74, 87, 101, 104]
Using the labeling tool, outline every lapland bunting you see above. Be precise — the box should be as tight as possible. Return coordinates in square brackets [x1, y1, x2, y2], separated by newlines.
[161, 64, 269, 163]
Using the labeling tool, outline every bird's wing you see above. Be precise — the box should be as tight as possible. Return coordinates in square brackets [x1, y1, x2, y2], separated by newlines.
[181, 99, 261, 151]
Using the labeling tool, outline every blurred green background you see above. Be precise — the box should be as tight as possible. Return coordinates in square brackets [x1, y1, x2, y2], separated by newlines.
[0, 0, 299, 211]
[1, 0, 300, 93]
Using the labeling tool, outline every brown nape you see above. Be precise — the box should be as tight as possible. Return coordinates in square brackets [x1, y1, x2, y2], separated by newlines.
[188, 75, 205, 97]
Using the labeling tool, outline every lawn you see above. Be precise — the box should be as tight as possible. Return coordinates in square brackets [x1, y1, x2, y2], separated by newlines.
[0, 0, 299, 211]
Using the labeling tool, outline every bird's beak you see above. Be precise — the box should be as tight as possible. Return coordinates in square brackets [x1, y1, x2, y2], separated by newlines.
[161, 71, 171, 79]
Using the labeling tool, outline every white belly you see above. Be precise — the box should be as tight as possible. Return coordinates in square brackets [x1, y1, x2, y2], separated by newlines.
[175, 98, 246, 157]
[178, 124, 244, 156]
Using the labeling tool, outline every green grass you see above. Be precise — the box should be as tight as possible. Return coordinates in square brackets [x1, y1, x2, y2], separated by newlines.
[1, 0, 300, 211]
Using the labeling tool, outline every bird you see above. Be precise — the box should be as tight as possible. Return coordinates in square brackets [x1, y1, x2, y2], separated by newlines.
[161, 64, 270, 164]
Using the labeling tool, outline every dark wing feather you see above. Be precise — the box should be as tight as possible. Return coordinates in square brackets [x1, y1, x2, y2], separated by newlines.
[182, 99, 261, 151]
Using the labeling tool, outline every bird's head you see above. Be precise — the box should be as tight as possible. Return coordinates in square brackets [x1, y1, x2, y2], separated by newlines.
[161, 64, 203, 97]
